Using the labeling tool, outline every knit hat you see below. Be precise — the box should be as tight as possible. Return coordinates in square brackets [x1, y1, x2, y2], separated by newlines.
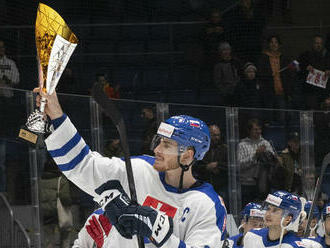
[218, 42, 231, 52]
[243, 62, 257, 73]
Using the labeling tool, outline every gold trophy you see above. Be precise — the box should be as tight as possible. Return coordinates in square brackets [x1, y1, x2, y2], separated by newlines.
[18, 3, 78, 147]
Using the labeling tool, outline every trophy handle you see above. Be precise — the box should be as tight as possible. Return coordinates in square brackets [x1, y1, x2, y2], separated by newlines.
[40, 97, 47, 112]
[37, 59, 47, 113]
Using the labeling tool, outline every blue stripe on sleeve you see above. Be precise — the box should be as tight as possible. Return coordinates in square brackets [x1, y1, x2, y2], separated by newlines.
[48, 132, 82, 157]
[58, 145, 90, 171]
[51, 113, 67, 129]
[178, 240, 186, 248]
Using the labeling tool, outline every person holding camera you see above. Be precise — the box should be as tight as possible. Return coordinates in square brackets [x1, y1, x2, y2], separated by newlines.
[237, 118, 276, 206]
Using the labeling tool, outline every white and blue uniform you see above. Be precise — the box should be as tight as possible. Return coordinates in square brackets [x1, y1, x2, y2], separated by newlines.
[301, 237, 323, 248]
[227, 233, 243, 248]
[73, 208, 104, 248]
[45, 115, 227, 248]
[243, 228, 305, 248]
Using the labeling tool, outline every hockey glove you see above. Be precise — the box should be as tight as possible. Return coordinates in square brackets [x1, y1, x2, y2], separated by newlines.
[118, 205, 173, 247]
[94, 180, 134, 238]
[86, 214, 112, 248]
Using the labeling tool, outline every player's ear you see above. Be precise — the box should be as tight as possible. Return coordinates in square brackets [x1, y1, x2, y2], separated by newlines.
[180, 148, 194, 165]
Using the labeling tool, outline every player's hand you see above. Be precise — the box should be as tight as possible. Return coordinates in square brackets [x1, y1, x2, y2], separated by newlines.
[33, 87, 63, 120]
[118, 205, 173, 247]
[94, 180, 134, 239]
[86, 215, 112, 248]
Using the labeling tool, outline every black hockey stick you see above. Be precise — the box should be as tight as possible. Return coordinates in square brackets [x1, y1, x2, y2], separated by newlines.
[303, 152, 330, 237]
[91, 83, 145, 248]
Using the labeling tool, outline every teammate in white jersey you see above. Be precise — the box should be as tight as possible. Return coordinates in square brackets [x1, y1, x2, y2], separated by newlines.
[227, 202, 264, 248]
[73, 208, 111, 248]
[298, 201, 320, 238]
[244, 190, 306, 248]
[319, 203, 330, 248]
[35, 88, 227, 248]
[297, 201, 323, 248]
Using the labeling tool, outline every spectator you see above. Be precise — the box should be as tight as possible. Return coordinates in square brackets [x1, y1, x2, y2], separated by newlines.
[235, 62, 263, 108]
[140, 107, 157, 155]
[104, 138, 124, 158]
[0, 39, 19, 192]
[202, 8, 226, 65]
[278, 132, 302, 195]
[237, 118, 275, 206]
[257, 35, 291, 124]
[314, 95, 330, 167]
[193, 124, 228, 204]
[298, 35, 330, 110]
[214, 42, 241, 106]
[39, 158, 73, 248]
[92, 73, 120, 99]
[223, 0, 266, 63]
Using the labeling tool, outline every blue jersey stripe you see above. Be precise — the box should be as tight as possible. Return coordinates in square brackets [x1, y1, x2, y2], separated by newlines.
[49, 132, 82, 157]
[178, 240, 186, 248]
[51, 113, 67, 129]
[58, 145, 90, 171]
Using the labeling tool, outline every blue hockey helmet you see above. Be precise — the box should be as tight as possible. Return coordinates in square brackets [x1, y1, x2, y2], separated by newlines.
[242, 202, 265, 220]
[304, 201, 320, 220]
[153, 115, 210, 160]
[322, 202, 330, 220]
[265, 190, 303, 223]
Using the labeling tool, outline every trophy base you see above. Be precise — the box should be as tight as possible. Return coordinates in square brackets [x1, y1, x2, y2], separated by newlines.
[18, 126, 45, 148]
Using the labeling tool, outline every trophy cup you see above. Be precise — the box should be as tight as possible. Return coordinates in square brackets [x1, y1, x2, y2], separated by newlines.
[18, 3, 78, 147]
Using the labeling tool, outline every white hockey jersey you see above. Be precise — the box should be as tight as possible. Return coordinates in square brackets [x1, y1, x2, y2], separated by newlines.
[45, 115, 227, 248]
[243, 228, 306, 248]
[301, 237, 323, 248]
[73, 208, 104, 248]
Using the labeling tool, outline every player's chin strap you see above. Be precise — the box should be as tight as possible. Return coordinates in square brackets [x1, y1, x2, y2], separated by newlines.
[309, 222, 318, 237]
[177, 149, 196, 192]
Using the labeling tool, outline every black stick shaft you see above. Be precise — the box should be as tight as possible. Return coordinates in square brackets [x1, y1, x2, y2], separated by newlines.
[92, 84, 144, 247]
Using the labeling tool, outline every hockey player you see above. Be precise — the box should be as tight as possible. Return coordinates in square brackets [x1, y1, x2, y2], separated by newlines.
[298, 201, 320, 238]
[34, 88, 227, 247]
[298, 201, 323, 248]
[304, 203, 330, 248]
[243, 190, 306, 248]
[73, 208, 112, 248]
[227, 202, 264, 248]
[319, 203, 330, 247]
